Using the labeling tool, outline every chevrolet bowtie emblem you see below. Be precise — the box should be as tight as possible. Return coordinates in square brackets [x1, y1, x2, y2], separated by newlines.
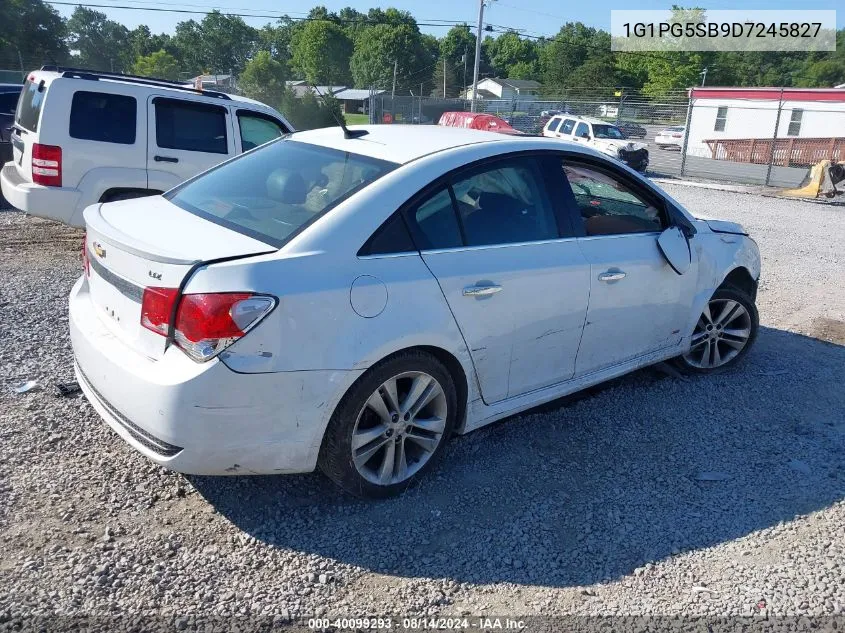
[93, 242, 106, 258]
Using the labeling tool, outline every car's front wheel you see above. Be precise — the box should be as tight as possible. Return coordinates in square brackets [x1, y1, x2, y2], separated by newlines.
[676, 286, 758, 374]
[318, 350, 457, 498]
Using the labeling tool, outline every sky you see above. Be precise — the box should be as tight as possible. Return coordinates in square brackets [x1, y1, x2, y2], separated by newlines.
[50, 0, 844, 37]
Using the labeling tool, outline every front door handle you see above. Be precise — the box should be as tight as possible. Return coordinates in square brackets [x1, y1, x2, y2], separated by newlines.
[598, 271, 626, 282]
[463, 284, 502, 297]
[154, 155, 179, 163]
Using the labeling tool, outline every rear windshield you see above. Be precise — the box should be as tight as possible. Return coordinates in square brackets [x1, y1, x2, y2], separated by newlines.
[15, 79, 43, 132]
[167, 139, 397, 247]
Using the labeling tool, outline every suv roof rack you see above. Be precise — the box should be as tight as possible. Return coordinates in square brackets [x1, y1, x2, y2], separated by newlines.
[39, 66, 232, 100]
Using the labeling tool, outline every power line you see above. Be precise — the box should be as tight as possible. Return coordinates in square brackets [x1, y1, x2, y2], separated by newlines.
[45, 1, 471, 28]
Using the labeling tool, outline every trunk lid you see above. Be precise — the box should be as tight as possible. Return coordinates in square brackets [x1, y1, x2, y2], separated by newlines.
[83, 196, 275, 359]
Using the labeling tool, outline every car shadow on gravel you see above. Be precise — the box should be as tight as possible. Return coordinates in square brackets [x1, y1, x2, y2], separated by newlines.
[190, 326, 845, 588]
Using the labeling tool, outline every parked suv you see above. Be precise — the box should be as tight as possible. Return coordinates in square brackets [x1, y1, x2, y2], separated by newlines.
[1, 67, 293, 227]
[543, 115, 649, 173]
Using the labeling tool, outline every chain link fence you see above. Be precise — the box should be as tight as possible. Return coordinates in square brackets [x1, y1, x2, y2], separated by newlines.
[369, 90, 845, 190]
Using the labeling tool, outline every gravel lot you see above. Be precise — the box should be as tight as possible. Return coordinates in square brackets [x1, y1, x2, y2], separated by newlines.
[1, 187, 844, 630]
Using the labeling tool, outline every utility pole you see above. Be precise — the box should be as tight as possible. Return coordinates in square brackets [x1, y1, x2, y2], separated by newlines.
[462, 51, 468, 96]
[443, 57, 447, 98]
[391, 59, 398, 98]
[470, 0, 486, 112]
[700, 67, 708, 87]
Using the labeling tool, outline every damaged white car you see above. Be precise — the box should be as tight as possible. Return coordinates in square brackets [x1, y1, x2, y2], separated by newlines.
[543, 115, 649, 173]
[70, 125, 759, 498]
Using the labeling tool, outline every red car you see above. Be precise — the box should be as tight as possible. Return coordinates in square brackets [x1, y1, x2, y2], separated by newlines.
[437, 111, 528, 136]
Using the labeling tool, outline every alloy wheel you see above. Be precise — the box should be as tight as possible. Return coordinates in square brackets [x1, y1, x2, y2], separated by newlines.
[351, 371, 448, 486]
[683, 298, 752, 369]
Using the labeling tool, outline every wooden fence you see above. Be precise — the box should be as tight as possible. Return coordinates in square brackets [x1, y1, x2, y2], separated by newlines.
[703, 137, 845, 167]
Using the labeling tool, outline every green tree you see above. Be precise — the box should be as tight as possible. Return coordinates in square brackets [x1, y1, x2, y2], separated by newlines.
[66, 7, 131, 71]
[350, 16, 433, 93]
[132, 49, 180, 80]
[258, 18, 297, 71]
[128, 25, 175, 61]
[239, 51, 287, 106]
[439, 25, 476, 89]
[485, 31, 538, 78]
[431, 56, 459, 97]
[291, 20, 353, 84]
[0, 0, 68, 69]
[541, 23, 608, 90]
[173, 11, 257, 76]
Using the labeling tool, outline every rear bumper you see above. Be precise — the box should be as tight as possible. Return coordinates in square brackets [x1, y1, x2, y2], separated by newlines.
[1, 162, 82, 225]
[69, 276, 357, 475]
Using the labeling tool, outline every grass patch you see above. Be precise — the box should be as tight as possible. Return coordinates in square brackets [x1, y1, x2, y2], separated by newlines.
[344, 113, 370, 125]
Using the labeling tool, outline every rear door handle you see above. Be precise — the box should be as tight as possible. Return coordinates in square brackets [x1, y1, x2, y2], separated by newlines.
[598, 271, 626, 282]
[463, 284, 502, 297]
[154, 155, 179, 163]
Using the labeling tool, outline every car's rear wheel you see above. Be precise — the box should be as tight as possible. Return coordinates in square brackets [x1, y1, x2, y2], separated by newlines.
[318, 350, 457, 498]
[675, 287, 758, 374]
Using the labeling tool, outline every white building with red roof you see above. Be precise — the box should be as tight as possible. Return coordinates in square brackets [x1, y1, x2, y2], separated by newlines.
[685, 87, 845, 167]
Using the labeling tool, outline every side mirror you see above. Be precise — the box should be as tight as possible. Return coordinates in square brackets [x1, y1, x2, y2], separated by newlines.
[657, 226, 691, 275]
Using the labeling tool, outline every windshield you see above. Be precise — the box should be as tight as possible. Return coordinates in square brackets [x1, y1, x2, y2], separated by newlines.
[592, 125, 626, 140]
[168, 139, 397, 247]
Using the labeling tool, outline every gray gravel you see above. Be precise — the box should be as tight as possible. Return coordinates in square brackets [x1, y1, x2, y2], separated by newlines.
[1, 187, 844, 627]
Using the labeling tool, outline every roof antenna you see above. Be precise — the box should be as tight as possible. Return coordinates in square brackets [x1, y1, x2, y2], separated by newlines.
[311, 84, 368, 139]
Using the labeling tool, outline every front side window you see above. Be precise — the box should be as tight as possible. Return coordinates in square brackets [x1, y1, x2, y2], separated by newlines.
[238, 111, 287, 151]
[562, 161, 665, 236]
[560, 119, 576, 134]
[714, 106, 728, 132]
[592, 124, 625, 140]
[70, 91, 137, 144]
[450, 158, 558, 247]
[168, 140, 396, 246]
[155, 98, 228, 154]
[787, 109, 803, 136]
[574, 122, 590, 138]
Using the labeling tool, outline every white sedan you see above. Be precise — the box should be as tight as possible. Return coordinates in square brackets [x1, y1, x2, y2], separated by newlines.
[70, 125, 760, 498]
[655, 126, 686, 149]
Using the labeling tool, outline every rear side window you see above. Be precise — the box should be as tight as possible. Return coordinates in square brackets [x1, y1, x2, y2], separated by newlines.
[451, 158, 558, 247]
[155, 98, 228, 154]
[560, 119, 576, 134]
[547, 117, 562, 132]
[237, 111, 287, 151]
[360, 213, 416, 256]
[15, 79, 43, 132]
[70, 91, 137, 144]
[406, 188, 463, 250]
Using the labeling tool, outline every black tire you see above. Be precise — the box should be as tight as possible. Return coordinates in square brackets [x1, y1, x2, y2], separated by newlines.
[318, 350, 458, 498]
[674, 286, 759, 375]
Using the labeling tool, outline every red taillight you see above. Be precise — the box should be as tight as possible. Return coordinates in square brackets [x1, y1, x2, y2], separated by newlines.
[81, 234, 90, 277]
[140, 287, 179, 337]
[141, 289, 276, 362]
[672, 134, 682, 138]
[32, 143, 62, 187]
[175, 293, 253, 342]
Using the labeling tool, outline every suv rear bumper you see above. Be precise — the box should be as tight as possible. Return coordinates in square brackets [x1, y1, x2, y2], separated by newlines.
[1, 162, 81, 224]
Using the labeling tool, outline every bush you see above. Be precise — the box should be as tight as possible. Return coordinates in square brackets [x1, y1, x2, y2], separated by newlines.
[279, 88, 344, 131]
